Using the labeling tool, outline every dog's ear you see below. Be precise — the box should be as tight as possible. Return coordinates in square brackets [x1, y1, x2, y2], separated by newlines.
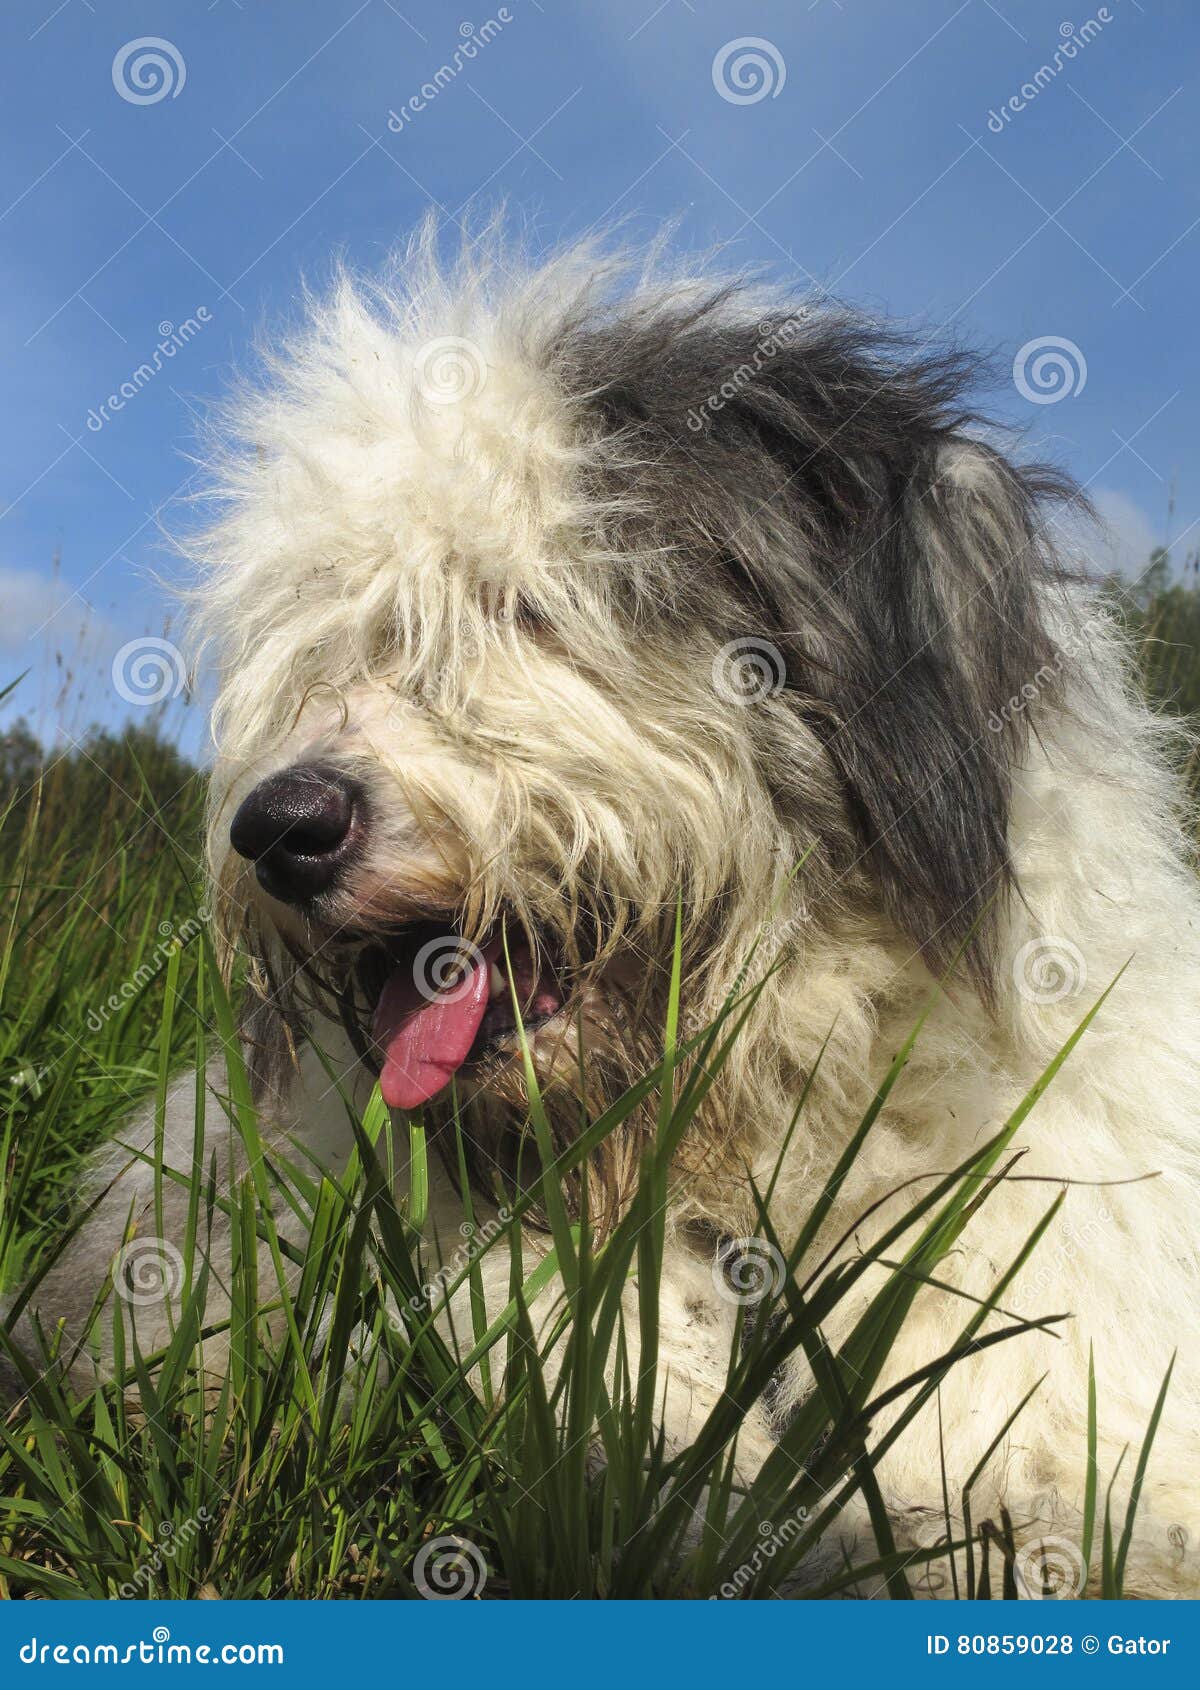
[696, 330, 1077, 1002]
[563, 303, 1077, 1000]
[725, 355, 1073, 999]
[785, 437, 1070, 1001]
[703, 345, 1076, 999]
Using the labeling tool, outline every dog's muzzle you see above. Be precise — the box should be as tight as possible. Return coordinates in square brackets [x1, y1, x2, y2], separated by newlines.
[230, 763, 363, 903]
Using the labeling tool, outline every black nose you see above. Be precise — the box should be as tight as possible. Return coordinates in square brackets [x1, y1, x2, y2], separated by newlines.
[229, 764, 362, 903]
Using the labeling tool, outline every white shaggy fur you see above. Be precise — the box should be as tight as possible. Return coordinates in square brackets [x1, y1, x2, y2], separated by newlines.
[13, 225, 1200, 1597]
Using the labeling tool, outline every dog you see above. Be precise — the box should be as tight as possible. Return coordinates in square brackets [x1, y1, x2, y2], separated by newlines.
[8, 224, 1200, 1596]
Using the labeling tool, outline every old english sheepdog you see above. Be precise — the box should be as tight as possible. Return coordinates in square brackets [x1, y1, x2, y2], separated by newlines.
[9, 226, 1200, 1595]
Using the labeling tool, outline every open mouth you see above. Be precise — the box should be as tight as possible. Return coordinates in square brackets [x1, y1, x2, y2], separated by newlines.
[353, 920, 564, 1112]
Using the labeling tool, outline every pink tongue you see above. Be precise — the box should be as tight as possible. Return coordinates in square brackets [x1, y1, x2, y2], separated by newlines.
[372, 950, 491, 1111]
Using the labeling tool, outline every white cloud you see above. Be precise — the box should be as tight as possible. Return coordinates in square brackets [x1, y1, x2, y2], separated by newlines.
[1083, 488, 1162, 580]
[0, 565, 107, 653]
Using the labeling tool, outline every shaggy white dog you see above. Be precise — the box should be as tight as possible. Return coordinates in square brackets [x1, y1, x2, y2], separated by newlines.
[10, 225, 1200, 1596]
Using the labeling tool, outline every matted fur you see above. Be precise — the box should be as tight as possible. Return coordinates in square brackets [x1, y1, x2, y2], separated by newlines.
[13, 222, 1200, 1595]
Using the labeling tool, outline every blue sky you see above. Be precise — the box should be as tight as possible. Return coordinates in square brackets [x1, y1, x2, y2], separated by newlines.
[2, 0, 1196, 754]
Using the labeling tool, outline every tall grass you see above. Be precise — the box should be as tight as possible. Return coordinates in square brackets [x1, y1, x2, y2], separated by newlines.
[0, 704, 204, 1283]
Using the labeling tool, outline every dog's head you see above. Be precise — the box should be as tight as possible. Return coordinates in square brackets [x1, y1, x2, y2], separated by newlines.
[188, 226, 1080, 1204]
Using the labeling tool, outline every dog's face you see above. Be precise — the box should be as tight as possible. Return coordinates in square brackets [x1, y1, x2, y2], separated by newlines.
[214, 571, 800, 1142]
[196, 232, 1075, 1199]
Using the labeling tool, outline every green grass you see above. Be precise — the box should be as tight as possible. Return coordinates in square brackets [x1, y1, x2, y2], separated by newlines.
[0, 573, 1193, 1600]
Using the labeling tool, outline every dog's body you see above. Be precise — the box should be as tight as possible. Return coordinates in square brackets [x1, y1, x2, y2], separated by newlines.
[9, 228, 1200, 1594]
